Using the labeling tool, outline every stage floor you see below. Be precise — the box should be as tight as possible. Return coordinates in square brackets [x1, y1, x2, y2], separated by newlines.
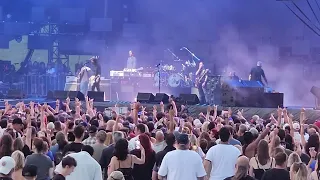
[89, 101, 319, 123]
[1, 98, 319, 123]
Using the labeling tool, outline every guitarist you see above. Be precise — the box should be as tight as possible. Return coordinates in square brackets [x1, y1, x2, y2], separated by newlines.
[195, 62, 208, 104]
[78, 62, 91, 96]
[90, 56, 101, 92]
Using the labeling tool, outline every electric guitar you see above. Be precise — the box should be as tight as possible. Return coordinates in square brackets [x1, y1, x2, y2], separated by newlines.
[89, 75, 100, 86]
[195, 69, 209, 87]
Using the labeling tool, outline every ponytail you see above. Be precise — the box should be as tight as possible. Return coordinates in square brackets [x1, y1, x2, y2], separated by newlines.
[292, 163, 308, 180]
[232, 166, 248, 180]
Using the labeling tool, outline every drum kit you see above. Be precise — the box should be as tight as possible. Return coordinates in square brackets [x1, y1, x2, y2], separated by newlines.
[153, 58, 197, 88]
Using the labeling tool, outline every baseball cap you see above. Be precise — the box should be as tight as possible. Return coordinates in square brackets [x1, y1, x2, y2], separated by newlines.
[89, 125, 97, 133]
[12, 118, 23, 125]
[176, 133, 189, 145]
[22, 165, 37, 177]
[0, 156, 15, 175]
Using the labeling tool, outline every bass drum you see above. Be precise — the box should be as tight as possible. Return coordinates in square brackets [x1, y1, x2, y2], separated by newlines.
[154, 72, 168, 87]
[168, 73, 183, 88]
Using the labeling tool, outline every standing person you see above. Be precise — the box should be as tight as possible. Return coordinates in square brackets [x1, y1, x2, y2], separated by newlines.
[152, 133, 176, 180]
[249, 61, 268, 86]
[22, 165, 38, 180]
[229, 72, 240, 81]
[77, 62, 91, 96]
[249, 140, 275, 180]
[289, 162, 307, 180]
[195, 62, 208, 104]
[108, 139, 146, 180]
[127, 50, 137, 69]
[224, 156, 256, 180]
[158, 133, 206, 180]
[90, 56, 101, 92]
[55, 145, 103, 180]
[91, 130, 107, 162]
[128, 124, 146, 151]
[261, 152, 290, 180]
[53, 156, 77, 180]
[11, 150, 25, 180]
[100, 131, 124, 180]
[82, 125, 97, 146]
[131, 134, 156, 180]
[25, 138, 54, 180]
[204, 127, 241, 180]
[153, 130, 166, 153]
[0, 156, 15, 180]
[63, 125, 85, 156]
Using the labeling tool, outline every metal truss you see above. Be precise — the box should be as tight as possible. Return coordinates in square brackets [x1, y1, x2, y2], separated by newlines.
[31, 23, 70, 68]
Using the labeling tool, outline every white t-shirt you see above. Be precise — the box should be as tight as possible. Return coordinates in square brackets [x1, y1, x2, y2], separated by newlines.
[158, 149, 206, 180]
[205, 144, 240, 180]
[293, 131, 309, 143]
[55, 151, 102, 180]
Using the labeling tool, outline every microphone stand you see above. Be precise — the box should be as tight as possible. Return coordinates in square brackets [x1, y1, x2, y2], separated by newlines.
[180, 47, 201, 62]
[156, 63, 161, 93]
[167, 48, 181, 62]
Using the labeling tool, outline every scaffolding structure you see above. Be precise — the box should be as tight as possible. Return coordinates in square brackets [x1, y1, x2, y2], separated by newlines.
[31, 23, 70, 68]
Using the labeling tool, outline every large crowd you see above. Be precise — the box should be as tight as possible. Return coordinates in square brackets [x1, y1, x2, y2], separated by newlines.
[0, 96, 318, 180]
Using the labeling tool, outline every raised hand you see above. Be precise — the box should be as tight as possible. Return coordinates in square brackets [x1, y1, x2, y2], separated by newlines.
[213, 105, 218, 112]
[66, 97, 70, 105]
[29, 101, 34, 108]
[169, 108, 175, 117]
[207, 106, 212, 113]
[56, 99, 60, 106]
[277, 106, 283, 115]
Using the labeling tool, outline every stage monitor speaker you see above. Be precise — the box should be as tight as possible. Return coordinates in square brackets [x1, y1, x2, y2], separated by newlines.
[52, 91, 84, 101]
[179, 94, 199, 105]
[53, 90, 68, 100]
[137, 93, 154, 103]
[154, 93, 169, 103]
[262, 93, 284, 108]
[87, 91, 104, 102]
[7, 89, 24, 99]
[68, 91, 85, 101]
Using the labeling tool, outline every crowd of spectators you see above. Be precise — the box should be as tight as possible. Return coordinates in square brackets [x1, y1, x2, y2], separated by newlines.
[0, 96, 319, 180]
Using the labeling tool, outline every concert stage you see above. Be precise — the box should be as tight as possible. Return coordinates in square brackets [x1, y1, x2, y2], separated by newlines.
[82, 101, 320, 123]
[1, 98, 319, 123]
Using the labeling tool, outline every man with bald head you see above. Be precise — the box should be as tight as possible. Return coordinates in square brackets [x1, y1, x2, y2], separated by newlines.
[224, 156, 255, 180]
[153, 130, 166, 153]
[249, 61, 268, 86]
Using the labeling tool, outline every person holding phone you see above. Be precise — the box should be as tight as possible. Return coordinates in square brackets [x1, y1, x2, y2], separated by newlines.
[130, 134, 156, 180]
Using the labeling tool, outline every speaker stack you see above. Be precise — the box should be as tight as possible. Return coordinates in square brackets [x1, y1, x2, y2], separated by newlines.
[221, 80, 264, 107]
[136, 92, 199, 105]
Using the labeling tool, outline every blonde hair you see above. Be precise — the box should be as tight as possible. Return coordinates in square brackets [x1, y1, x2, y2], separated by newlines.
[287, 152, 301, 167]
[13, 138, 24, 151]
[105, 132, 113, 146]
[182, 127, 190, 134]
[291, 162, 308, 180]
[11, 150, 25, 171]
[201, 122, 210, 132]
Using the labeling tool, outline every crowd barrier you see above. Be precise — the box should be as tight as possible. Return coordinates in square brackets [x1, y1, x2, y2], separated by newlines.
[20, 75, 67, 96]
